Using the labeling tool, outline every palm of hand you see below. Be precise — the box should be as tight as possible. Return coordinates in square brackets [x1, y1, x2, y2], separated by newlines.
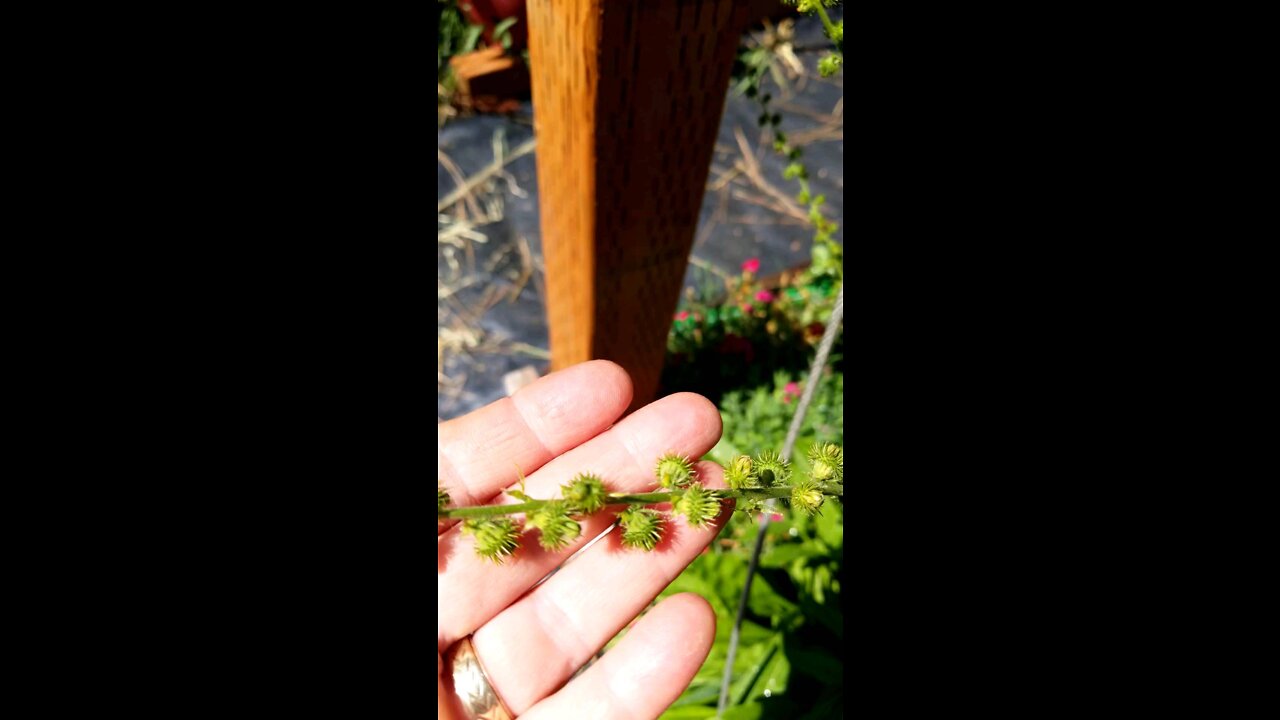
[438, 361, 730, 719]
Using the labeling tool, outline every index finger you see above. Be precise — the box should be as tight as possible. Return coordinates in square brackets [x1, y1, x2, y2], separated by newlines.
[438, 361, 632, 532]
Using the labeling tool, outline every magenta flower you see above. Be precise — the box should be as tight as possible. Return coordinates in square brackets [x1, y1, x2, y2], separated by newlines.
[741, 258, 761, 274]
[675, 311, 689, 321]
[755, 290, 775, 303]
[784, 381, 801, 396]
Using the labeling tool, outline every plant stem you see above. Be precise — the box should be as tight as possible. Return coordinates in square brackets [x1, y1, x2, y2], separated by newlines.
[811, 3, 840, 45]
[439, 484, 843, 520]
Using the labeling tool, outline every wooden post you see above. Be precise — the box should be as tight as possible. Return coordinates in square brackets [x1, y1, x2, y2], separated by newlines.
[528, 0, 750, 413]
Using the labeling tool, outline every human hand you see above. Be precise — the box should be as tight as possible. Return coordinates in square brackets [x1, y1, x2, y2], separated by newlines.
[438, 360, 732, 719]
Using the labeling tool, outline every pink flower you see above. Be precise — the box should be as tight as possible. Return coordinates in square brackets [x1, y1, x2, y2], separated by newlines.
[675, 311, 689, 321]
[784, 381, 801, 396]
[741, 302, 754, 313]
[761, 512, 785, 523]
[741, 258, 760, 274]
[755, 290, 775, 303]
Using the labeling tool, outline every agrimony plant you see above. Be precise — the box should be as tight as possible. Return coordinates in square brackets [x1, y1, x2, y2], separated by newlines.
[438, 446, 844, 563]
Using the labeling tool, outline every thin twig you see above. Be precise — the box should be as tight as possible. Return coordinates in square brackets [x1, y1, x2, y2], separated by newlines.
[437, 138, 537, 213]
[718, 286, 845, 717]
[733, 127, 808, 219]
[437, 149, 486, 220]
[688, 255, 731, 281]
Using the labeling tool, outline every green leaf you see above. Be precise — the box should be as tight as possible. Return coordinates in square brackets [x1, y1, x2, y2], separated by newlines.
[659, 706, 719, 720]
[758, 541, 820, 569]
[721, 703, 765, 720]
[667, 681, 720, 708]
[732, 633, 790, 704]
[747, 570, 798, 623]
[506, 489, 533, 502]
[493, 17, 518, 37]
[461, 25, 482, 53]
[813, 503, 843, 550]
[790, 646, 842, 685]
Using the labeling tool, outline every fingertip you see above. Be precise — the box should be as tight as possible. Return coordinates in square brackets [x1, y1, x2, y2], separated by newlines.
[664, 392, 723, 440]
[663, 592, 715, 626]
[580, 360, 634, 407]
[654, 593, 716, 661]
[511, 360, 633, 450]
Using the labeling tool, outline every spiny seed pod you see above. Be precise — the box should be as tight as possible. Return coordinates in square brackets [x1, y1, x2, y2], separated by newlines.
[655, 452, 695, 489]
[674, 484, 723, 527]
[808, 443, 843, 482]
[618, 506, 665, 551]
[561, 473, 608, 515]
[438, 484, 451, 515]
[462, 518, 521, 563]
[789, 477, 825, 516]
[755, 450, 791, 486]
[724, 455, 756, 490]
[526, 500, 582, 551]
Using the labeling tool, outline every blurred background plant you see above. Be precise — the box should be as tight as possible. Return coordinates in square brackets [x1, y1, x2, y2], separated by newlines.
[656, 2, 844, 715]
[438, 0, 526, 126]
[664, 0, 844, 404]
[655, 368, 844, 719]
[662, 250, 843, 404]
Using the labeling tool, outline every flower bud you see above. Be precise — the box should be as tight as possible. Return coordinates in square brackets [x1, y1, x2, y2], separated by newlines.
[618, 506, 665, 551]
[808, 443, 843, 483]
[561, 473, 608, 514]
[655, 452, 695, 489]
[754, 450, 790, 487]
[724, 455, 756, 490]
[789, 477, 825, 516]
[526, 500, 582, 551]
[462, 518, 521, 563]
[674, 484, 723, 527]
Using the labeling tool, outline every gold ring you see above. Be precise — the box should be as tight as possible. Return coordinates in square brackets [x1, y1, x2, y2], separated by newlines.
[445, 635, 515, 720]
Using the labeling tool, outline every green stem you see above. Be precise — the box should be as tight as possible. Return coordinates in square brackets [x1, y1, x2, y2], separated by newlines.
[439, 484, 843, 520]
[811, 3, 840, 46]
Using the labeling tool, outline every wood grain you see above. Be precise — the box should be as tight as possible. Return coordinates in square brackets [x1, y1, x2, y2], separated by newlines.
[528, 0, 750, 413]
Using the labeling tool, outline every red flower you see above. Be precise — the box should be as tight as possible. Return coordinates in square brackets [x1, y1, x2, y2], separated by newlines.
[741, 258, 761, 274]
[755, 290, 775, 303]
[741, 302, 754, 313]
[675, 311, 689, 321]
